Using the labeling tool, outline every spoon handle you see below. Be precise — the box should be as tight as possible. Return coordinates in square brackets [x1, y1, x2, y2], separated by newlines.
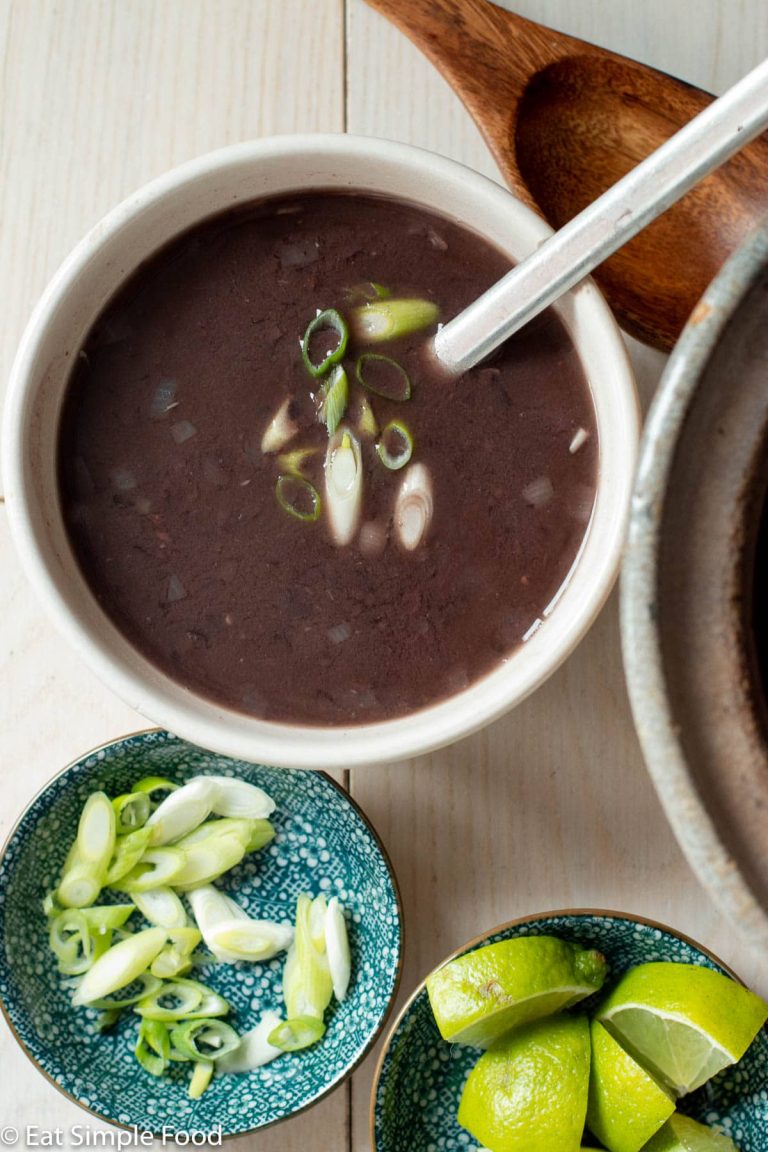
[434, 57, 768, 373]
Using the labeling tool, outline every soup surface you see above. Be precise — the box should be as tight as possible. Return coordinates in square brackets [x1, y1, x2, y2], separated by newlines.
[58, 193, 597, 724]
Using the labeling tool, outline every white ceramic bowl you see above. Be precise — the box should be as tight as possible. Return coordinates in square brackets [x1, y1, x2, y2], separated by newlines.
[2, 134, 638, 769]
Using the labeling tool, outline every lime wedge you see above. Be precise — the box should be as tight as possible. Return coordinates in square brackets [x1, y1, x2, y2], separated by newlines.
[458, 1014, 591, 1152]
[644, 1114, 739, 1152]
[426, 935, 607, 1047]
[596, 963, 767, 1096]
[587, 1019, 675, 1152]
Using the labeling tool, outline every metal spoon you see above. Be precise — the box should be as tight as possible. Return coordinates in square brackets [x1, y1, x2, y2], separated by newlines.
[433, 57, 768, 374]
[366, 0, 768, 352]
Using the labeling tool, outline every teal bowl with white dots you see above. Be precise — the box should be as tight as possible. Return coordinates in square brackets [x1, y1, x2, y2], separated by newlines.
[371, 911, 768, 1152]
[0, 729, 403, 1137]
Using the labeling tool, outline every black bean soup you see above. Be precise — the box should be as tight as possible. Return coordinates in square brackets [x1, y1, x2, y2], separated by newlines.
[58, 193, 597, 724]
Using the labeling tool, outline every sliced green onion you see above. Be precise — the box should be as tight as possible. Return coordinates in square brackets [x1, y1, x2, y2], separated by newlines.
[112, 792, 151, 834]
[190, 776, 276, 821]
[377, 420, 413, 470]
[175, 817, 271, 854]
[351, 297, 439, 343]
[268, 1015, 326, 1052]
[57, 861, 102, 909]
[77, 791, 117, 874]
[43, 892, 60, 919]
[187, 884, 291, 963]
[276, 474, 321, 523]
[96, 1009, 121, 1032]
[104, 827, 153, 885]
[81, 905, 136, 933]
[356, 394, 378, 438]
[207, 919, 294, 963]
[277, 447, 318, 476]
[394, 461, 434, 551]
[135, 1018, 170, 1077]
[216, 1011, 284, 1073]
[325, 896, 351, 1002]
[309, 895, 328, 952]
[170, 833, 248, 892]
[319, 364, 349, 436]
[169, 1018, 240, 1062]
[112, 848, 187, 893]
[301, 309, 348, 378]
[345, 281, 391, 304]
[261, 396, 298, 454]
[49, 910, 111, 976]
[188, 1060, 214, 1099]
[283, 894, 333, 1021]
[132, 777, 179, 809]
[132, 887, 188, 930]
[87, 972, 163, 1010]
[72, 926, 168, 1006]
[146, 778, 215, 846]
[324, 427, 363, 548]
[355, 354, 412, 401]
[150, 927, 202, 979]
[135, 978, 229, 1021]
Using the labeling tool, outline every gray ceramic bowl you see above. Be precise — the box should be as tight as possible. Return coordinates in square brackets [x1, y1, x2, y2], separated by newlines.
[621, 215, 768, 956]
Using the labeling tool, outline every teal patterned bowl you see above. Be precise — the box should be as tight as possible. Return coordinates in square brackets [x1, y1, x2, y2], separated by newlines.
[372, 911, 768, 1151]
[0, 730, 403, 1137]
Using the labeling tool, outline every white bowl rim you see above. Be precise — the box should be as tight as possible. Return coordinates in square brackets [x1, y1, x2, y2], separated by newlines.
[2, 133, 639, 769]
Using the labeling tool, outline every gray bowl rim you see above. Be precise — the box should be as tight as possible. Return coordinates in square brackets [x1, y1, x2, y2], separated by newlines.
[620, 216, 768, 955]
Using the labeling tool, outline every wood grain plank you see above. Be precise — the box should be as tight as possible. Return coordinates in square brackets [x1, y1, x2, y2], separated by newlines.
[0, 0, 345, 490]
[0, 2, 350, 1146]
[346, 1, 768, 1148]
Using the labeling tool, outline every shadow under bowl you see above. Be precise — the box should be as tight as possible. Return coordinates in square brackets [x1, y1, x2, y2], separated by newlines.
[0, 730, 403, 1137]
[370, 910, 768, 1151]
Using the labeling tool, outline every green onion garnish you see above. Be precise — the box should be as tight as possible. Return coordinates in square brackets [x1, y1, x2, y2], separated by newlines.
[319, 364, 349, 436]
[301, 308, 349, 378]
[277, 446, 318, 476]
[276, 474, 321, 522]
[268, 1015, 326, 1052]
[356, 393, 378, 438]
[135, 1018, 171, 1077]
[351, 297, 439, 343]
[355, 353, 412, 401]
[324, 427, 363, 547]
[132, 777, 179, 809]
[150, 927, 202, 979]
[135, 977, 229, 1021]
[104, 826, 153, 886]
[188, 1059, 214, 1099]
[88, 972, 163, 1011]
[73, 926, 168, 1006]
[169, 1019, 240, 1062]
[345, 280, 392, 304]
[283, 894, 333, 1021]
[377, 420, 414, 470]
[112, 792, 151, 834]
[112, 847, 187, 893]
[146, 778, 215, 847]
[132, 887, 189, 930]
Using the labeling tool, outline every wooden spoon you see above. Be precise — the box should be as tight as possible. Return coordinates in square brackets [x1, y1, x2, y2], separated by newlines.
[364, 0, 768, 351]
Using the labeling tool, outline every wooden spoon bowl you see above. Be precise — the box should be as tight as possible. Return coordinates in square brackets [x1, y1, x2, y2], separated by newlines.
[366, 0, 768, 350]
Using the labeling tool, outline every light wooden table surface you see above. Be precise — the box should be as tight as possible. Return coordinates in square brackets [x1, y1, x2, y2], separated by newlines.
[1, 2, 767, 1148]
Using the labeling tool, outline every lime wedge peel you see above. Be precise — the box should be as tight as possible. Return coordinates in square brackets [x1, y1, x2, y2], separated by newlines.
[458, 1014, 592, 1152]
[587, 1019, 675, 1152]
[426, 935, 607, 1048]
[643, 1114, 739, 1152]
[596, 963, 768, 1096]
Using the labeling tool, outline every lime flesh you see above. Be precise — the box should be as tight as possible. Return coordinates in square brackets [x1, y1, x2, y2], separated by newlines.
[457, 1014, 591, 1152]
[427, 935, 606, 1047]
[586, 1018, 675, 1152]
[643, 1114, 739, 1152]
[596, 963, 768, 1095]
